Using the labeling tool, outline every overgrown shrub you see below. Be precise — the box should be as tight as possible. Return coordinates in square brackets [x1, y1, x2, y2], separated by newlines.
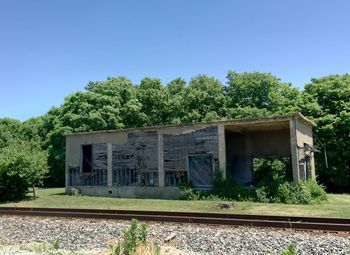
[210, 171, 255, 201]
[0, 170, 28, 202]
[180, 172, 327, 205]
[180, 172, 256, 201]
[304, 179, 328, 202]
[111, 219, 160, 255]
[179, 182, 201, 200]
[0, 143, 48, 202]
[277, 182, 311, 204]
[281, 244, 297, 255]
[255, 186, 270, 203]
[276, 180, 327, 204]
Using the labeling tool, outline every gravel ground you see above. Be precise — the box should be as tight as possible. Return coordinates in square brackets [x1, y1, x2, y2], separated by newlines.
[0, 215, 349, 255]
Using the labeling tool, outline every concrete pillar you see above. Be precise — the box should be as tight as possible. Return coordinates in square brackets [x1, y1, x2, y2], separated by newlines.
[107, 143, 113, 187]
[65, 137, 70, 192]
[310, 153, 316, 179]
[289, 119, 300, 184]
[244, 132, 253, 183]
[158, 133, 164, 187]
[217, 125, 227, 179]
[295, 119, 316, 180]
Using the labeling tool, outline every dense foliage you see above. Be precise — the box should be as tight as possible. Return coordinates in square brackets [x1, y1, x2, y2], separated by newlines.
[180, 173, 327, 205]
[0, 118, 48, 202]
[303, 75, 350, 193]
[1, 71, 349, 194]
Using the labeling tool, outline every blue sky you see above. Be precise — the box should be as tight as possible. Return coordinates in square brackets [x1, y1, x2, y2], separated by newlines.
[0, 1, 349, 121]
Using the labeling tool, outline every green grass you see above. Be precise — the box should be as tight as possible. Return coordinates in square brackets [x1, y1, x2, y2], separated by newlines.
[1, 188, 350, 218]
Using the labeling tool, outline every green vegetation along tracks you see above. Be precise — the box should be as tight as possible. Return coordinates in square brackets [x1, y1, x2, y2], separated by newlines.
[0, 207, 349, 232]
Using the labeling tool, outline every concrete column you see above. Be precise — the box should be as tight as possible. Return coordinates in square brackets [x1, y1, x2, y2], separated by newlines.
[295, 119, 316, 180]
[310, 153, 316, 179]
[64, 137, 70, 192]
[158, 133, 165, 187]
[244, 132, 253, 183]
[289, 119, 300, 184]
[217, 125, 227, 179]
[107, 143, 113, 187]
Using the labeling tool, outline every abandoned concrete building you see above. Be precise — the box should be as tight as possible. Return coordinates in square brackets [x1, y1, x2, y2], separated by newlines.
[65, 112, 316, 199]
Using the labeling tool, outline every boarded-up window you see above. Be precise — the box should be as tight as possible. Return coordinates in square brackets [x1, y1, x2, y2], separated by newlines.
[91, 143, 108, 186]
[145, 172, 158, 186]
[111, 131, 159, 186]
[188, 154, 214, 188]
[165, 171, 187, 186]
[69, 166, 80, 186]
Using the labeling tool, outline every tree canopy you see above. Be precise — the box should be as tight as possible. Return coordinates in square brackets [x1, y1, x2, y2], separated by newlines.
[0, 118, 48, 201]
[303, 74, 350, 192]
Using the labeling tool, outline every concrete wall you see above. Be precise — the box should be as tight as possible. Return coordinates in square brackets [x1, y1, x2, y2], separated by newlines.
[290, 118, 316, 183]
[66, 125, 220, 199]
[249, 129, 291, 157]
[295, 119, 316, 180]
[72, 186, 181, 199]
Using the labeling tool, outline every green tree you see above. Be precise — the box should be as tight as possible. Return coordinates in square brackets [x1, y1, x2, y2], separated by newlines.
[303, 74, 350, 192]
[0, 143, 48, 202]
[0, 118, 48, 201]
[0, 118, 24, 148]
[225, 71, 303, 118]
[183, 75, 226, 123]
[137, 78, 169, 126]
[165, 77, 187, 124]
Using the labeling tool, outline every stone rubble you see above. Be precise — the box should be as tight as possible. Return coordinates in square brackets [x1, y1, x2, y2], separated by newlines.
[0, 216, 349, 254]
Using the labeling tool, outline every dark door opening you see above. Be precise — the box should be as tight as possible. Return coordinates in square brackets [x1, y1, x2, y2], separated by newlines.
[82, 144, 92, 173]
[188, 154, 214, 188]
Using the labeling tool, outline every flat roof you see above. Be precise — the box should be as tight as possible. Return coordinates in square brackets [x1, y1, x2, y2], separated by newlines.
[65, 112, 316, 137]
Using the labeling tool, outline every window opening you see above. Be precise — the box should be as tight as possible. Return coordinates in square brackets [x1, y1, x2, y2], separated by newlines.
[82, 144, 92, 173]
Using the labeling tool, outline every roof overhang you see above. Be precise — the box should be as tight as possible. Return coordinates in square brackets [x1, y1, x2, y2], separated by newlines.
[65, 112, 316, 137]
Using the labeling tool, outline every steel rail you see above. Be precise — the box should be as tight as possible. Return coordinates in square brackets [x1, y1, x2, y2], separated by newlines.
[0, 207, 349, 232]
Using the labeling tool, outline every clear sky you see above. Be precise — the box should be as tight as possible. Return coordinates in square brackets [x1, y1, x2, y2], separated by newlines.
[0, 1, 349, 121]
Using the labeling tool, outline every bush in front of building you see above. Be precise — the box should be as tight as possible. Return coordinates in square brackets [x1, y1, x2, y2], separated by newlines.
[276, 179, 327, 204]
[210, 172, 256, 201]
[180, 173, 327, 205]
[179, 184, 201, 200]
[252, 179, 327, 204]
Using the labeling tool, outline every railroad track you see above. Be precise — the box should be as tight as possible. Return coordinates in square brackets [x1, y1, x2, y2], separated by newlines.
[0, 207, 349, 232]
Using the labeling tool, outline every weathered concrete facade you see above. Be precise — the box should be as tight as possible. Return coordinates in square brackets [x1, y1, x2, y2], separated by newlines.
[65, 113, 316, 199]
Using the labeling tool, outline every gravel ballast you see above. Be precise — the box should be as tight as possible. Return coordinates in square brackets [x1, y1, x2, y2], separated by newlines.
[0, 215, 349, 254]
